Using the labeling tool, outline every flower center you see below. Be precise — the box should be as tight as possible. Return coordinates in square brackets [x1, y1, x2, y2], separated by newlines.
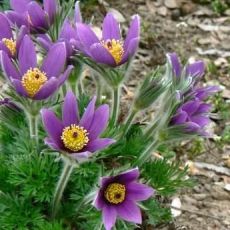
[102, 39, 124, 64]
[2, 38, 16, 56]
[61, 124, 89, 152]
[21, 68, 47, 97]
[104, 183, 126, 204]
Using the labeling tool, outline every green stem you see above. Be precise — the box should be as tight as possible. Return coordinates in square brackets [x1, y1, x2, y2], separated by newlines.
[27, 113, 39, 146]
[120, 109, 137, 138]
[52, 160, 74, 218]
[110, 87, 120, 125]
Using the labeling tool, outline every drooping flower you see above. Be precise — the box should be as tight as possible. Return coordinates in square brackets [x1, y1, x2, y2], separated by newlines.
[167, 53, 220, 135]
[38, 1, 82, 58]
[41, 90, 115, 161]
[76, 13, 140, 67]
[0, 35, 72, 100]
[93, 168, 154, 230]
[0, 13, 27, 57]
[6, 0, 57, 33]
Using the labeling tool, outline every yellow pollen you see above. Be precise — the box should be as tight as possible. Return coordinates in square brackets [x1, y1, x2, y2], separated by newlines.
[2, 38, 16, 56]
[104, 183, 126, 204]
[61, 124, 89, 152]
[21, 68, 47, 97]
[102, 39, 124, 64]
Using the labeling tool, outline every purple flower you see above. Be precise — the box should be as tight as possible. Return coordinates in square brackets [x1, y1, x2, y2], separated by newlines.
[6, 0, 57, 33]
[38, 1, 82, 58]
[76, 13, 140, 67]
[0, 35, 72, 100]
[167, 52, 205, 79]
[0, 98, 20, 111]
[93, 168, 154, 230]
[0, 13, 27, 57]
[41, 91, 115, 161]
[170, 100, 212, 135]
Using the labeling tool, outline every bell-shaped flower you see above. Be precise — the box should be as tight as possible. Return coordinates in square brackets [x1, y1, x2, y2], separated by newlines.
[0, 35, 73, 100]
[41, 91, 115, 161]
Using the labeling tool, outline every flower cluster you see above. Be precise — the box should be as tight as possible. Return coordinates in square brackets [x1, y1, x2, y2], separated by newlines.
[0, 1, 220, 230]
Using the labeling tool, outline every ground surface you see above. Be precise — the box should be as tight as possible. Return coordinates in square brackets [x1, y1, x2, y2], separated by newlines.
[86, 0, 230, 229]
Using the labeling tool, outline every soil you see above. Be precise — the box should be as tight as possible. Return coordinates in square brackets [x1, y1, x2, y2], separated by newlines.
[85, 0, 230, 229]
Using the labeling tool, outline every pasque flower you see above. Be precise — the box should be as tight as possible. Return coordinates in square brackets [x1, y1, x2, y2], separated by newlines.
[0, 13, 27, 57]
[93, 168, 154, 230]
[41, 91, 115, 161]
[76, 13, 140, 67]
[0, 35, 72, 100]
[167, 53, 220, 135]
[38, 1, 82, 58]
[6, 0, 57, 33]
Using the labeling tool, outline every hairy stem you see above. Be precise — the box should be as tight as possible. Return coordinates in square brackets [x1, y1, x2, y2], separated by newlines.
[52, 160, 74, 218]
[110, 87, 120, 125]
[27, 113, 39, 146]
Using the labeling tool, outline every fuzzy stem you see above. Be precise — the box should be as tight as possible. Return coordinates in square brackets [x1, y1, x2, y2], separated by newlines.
[27, 113, 39, 146]
[110, 87, 120, 125]
[121, 109, 137, 138]
[52, 160, 74, 218]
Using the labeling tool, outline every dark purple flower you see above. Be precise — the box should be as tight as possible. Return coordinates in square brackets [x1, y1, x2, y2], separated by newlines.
[0, 98, 20, 111]
[170, 100, 212, 135]
[6, 0, 57, 33]
[0, 35, 72, 100]
[0, 13, 27, 57]
[41, 90, 115, 161]
[93, 168, 154, 230]
[76, 13, 140, 67]
[167, 52, 205, 79]
[38, 1, 82, 58]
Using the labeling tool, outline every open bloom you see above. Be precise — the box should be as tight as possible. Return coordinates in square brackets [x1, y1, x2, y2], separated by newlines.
[0, 35, 72, 100]
[0, 13, 27, 57]
[6, 0, 57, 33]
[76, 13, 140, 67]
[38, 1, 82, 58]
[167, 53, 220, 135]
[41, 91, 115, 161]
[93, 168, 154, 230]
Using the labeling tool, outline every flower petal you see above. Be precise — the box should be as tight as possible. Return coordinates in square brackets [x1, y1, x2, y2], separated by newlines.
[186, 61, 205, 78]
[196, 103, 212, 114]
[5, 11, 28, 28]
[171, 111, 188, 125]
[115, 168, 139, 184]
[74, 1, 82, 23]
[16, 25, 28, 51]
[190, 115, 210, 128]
[37, 34, 52, 51]
[79, 96, 96, 130]
[41, 108, 64, 147]
[184, 121, 200, 133]
[85, 138, 115, 152]
[19, 35, 37, 74]
[121, 37, 139, 64]
[0, 13, 13, 39]
[27, 1, 49, 30]
[10, 78, 28, 97]
[10, 0, 30, 13]
[102, 13, 120, 40]
[62, 90, 79, 126]
[76, 23, 99, 55]
[41, 42, 66, 78]
[70, 151, 93, 163]
[0, 51, 20, 80]
[102, 205, 117, 230]
[44, 0, 57, 24]
[33, 77, 58, 100]
[127, 182, 154, 201]
[57, 65, 73, 86]
[124, 15, 140, 51]
[44, 137, 61, 151]
[60, 20, 77, 41]
[117, 199, 142, 224]
[90, 43, 116, 66]
[167, 52, 181, 78]
[181, 100, 200, 115]
[0, 42, 11, 56]
[88, 104, 109, 140]
[93, 190, 105, 210]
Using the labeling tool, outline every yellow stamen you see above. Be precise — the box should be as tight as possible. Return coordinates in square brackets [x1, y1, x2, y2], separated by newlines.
[61, 124, 89, 152]
[104, 183, 126, 204]
[102, 39, 124, 64]
[21, 68, 47, 97]
[2, 38, 16, 56]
